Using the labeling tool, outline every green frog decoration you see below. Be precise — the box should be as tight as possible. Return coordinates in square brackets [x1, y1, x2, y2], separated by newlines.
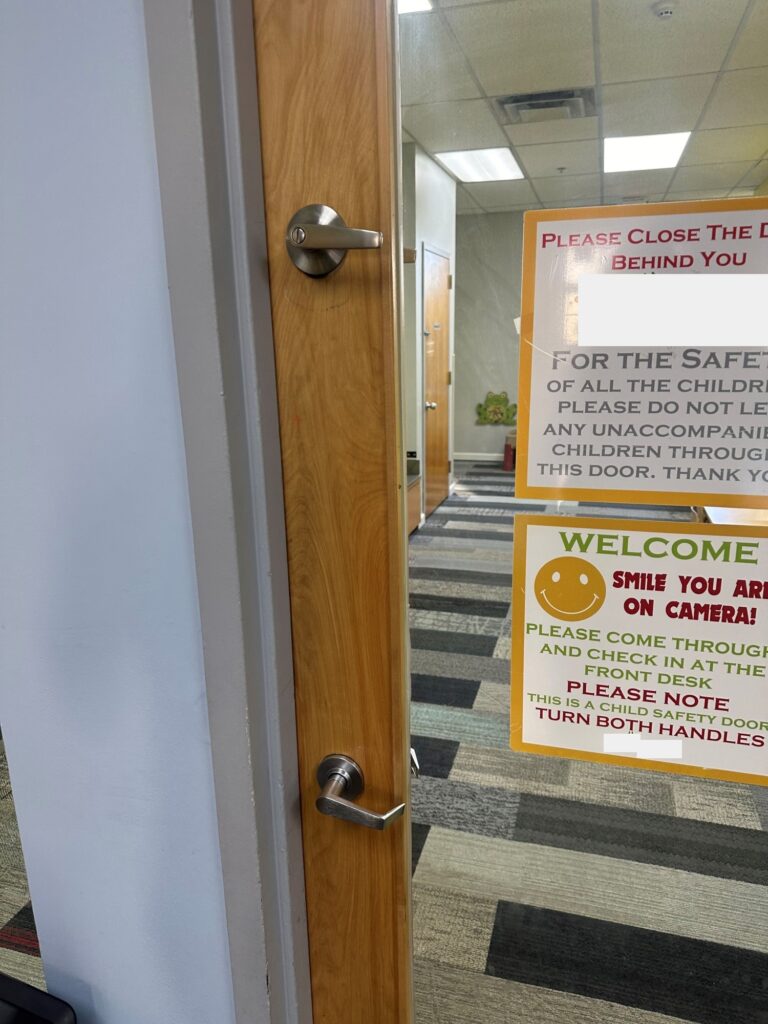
[476, 392, 517, 426]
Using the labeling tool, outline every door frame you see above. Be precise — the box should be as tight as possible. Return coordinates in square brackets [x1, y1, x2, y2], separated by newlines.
[143, 1, 313, 1021]
[421, 241, 455, 515]
[144, 3, 415, 1022]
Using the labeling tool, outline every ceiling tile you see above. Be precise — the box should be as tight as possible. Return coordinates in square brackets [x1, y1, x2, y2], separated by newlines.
[603, 169, 674, 198]
[737, 160, 768, 187]
[672, 161, 755, 191]
[534, 173, 601, 201]
[505, 116, 598, 146]
[667, 189, 731, 200]
[730, 186, 758, 196]
[456, 185, 486, 212]
[517, 139, 599, 177]
[701, 68, 768, 128]
[728, 0, 768, 69]
[479, 201, 544, 212]
[681, 125, 768, 165]
[402, 99, 506, 151]
[599, 0, 748, 83]
[465, 179, 537, 207]
[400, 13, 481, 105]
[589, 195, 670, 208]
[602, 75, 715, 137]
[445, 0, 595, 96]
[543, 197, 602, 208]
[439, 0, 503, 6]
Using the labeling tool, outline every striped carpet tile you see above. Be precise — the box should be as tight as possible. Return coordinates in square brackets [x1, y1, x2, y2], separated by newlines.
[0, 744, 44, 988]
[410, 463, 768, 1024]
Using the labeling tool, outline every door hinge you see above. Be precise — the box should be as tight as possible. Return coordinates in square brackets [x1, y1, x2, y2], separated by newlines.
[447, 274, 453, 289]
[447, 370, 452, 385]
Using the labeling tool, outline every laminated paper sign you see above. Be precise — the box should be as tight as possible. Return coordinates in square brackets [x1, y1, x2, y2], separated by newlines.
[511, 515, 768, 786]
[516, 198, 768, 509]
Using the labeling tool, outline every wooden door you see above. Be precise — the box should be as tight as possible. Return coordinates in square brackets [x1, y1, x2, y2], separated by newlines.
[423, 249, 451, 516]
[250, 2, 411, 1023]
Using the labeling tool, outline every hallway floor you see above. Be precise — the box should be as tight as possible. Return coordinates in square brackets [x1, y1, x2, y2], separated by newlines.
[409, 463, 768, 1024]
[0, 741, 43, 988]
[2, 465, 767, 1015]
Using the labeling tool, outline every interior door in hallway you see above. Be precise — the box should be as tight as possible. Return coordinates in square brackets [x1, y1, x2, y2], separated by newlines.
[251, 1, 411, 1022]
[423, 248, 451, 516]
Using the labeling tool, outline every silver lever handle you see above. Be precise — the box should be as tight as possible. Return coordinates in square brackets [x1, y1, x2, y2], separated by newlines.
[425, 401, 437, 410]
[286, 204, 383, 278]
[316, 754, 405, 831]
[289, 223, 382, 250]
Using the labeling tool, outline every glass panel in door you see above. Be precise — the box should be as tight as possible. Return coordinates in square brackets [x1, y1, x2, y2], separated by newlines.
[399, 3, 768, 1022]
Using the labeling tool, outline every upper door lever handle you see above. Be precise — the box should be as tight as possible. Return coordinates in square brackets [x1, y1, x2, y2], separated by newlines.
[316, 754, 405, 830]
[289, 223, 382, 250]
[286, 204, 383, 278]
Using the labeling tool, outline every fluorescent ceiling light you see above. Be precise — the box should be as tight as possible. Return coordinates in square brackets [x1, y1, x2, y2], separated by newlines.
[604, 132, 690, 173]
[434, 148, 523, 182]
[398, 0, 432, 12]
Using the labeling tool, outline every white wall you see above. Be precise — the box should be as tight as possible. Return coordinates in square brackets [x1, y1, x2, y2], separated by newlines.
[454, 211, 523, 459]
[0, 3, 238, 1022]
[401, 144, 456, 481]
[401, 144, 418, 457]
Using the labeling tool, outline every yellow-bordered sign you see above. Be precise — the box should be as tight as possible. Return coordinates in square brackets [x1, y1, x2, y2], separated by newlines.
[511, 513, 768, 787]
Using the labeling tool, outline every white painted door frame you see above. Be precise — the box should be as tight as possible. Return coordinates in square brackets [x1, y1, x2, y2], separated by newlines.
[143, 1, 312, 1021]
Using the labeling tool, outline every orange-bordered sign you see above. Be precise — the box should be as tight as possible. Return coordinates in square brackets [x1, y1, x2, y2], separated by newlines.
[516, 197, 768, 510]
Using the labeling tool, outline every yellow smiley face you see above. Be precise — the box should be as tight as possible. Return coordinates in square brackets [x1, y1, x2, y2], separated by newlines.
[534, 556, 606, 622]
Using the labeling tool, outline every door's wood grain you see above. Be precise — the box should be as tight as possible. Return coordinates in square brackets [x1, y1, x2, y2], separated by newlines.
[424, 249, 451, 516]
[250, 2, 411, 1022]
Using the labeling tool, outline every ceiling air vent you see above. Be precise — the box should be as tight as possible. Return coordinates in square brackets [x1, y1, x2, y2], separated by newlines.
[494, 88, 596, 125]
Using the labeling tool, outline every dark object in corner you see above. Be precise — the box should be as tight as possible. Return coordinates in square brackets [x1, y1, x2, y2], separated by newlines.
[0, 973, 75, 1024]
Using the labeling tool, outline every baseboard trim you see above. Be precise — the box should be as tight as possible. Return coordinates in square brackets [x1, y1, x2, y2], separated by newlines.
[453, 451, 504, 463]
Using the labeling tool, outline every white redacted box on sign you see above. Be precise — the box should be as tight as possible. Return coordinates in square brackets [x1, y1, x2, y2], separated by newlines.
[515, 197, 768, 509]
[511, 515, 768, 787]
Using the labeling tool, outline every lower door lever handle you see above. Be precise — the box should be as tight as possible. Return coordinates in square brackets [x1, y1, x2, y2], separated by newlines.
[315, 754, 405, 830]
